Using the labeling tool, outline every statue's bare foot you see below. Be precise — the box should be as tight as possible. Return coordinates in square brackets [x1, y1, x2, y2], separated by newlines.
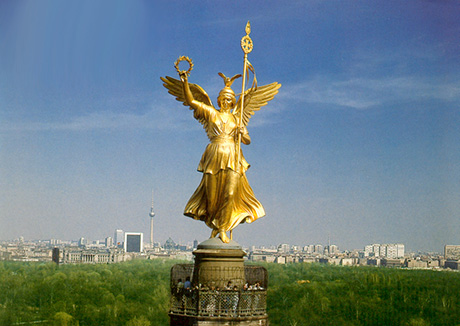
[219, 231, 230, 243]
[210, 229, 218, 238]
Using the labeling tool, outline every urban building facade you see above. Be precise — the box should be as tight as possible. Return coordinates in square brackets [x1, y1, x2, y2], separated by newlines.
[62, 248, 126, 264]
[114, 229, 124, 247]
[444, 245, 460, 260]
[124, 232, 143, 253]
[364, 243, 404, 258]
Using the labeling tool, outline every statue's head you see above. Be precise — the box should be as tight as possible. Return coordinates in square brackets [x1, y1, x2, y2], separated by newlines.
[217, 73, 241, 111]
[217, 88, 236, 110]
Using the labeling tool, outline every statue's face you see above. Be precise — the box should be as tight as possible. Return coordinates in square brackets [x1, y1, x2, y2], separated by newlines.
[218, 94, 235, 111]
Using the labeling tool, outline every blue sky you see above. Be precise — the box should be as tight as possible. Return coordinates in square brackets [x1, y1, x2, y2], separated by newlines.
[1, 1, 459, 252]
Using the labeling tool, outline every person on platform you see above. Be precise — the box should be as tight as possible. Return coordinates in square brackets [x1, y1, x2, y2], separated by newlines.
[184, 276, 191, 290]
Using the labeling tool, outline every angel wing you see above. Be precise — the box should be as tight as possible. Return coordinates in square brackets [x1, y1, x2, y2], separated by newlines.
[160, 76, 214, 109]
[233, 82, 281, 127]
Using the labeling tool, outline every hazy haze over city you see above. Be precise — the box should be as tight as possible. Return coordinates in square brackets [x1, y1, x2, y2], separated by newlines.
[1, 1, 459, 253]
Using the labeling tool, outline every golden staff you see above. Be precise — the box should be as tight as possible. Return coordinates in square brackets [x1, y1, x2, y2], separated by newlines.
[237, 21, 253, 172]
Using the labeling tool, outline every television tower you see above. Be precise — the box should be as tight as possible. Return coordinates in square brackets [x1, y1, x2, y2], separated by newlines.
[149, 190, 155, 247]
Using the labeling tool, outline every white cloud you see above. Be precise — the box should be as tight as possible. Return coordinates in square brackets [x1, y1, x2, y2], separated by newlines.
[0, 105, 191, 133]
[281, 75, 460, 110]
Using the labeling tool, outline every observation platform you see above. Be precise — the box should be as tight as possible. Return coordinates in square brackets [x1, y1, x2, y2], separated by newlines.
[169, 241, 269, 325]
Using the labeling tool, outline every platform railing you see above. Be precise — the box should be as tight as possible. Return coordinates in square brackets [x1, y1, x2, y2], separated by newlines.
[170, 289, 267, 317]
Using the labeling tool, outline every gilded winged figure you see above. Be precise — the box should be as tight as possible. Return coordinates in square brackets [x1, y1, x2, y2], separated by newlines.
[161, 69, 280, 243]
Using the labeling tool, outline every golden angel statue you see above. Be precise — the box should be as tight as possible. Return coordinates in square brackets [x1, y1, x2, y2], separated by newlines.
[161, 24, 280, 243]
[161, 67, 280, 243]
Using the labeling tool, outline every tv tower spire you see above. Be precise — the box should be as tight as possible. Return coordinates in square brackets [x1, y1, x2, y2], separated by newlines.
[149, 190, 155, 247]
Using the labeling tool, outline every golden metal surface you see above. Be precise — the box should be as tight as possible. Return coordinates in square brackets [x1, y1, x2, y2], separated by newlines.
[174, 56, 193, 76]
[160, 22, 281, 243]
[237, 21, 253, 171]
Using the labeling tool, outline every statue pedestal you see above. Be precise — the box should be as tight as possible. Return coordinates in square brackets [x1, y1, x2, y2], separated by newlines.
[169, 239, 268, 326]
[192, 238, 246, 290]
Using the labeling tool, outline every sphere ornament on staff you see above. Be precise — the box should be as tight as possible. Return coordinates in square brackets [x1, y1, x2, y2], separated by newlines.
[161, 21, 281, 243]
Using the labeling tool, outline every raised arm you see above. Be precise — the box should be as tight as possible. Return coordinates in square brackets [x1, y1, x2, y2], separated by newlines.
[180, 72, 201, 111]
[178, 72, 218, 126]
[160, 74, 216, 125]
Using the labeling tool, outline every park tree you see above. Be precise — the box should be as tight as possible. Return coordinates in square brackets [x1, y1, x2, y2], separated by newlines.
[126, 315, 150, 326]
[54, 311, 74, 326]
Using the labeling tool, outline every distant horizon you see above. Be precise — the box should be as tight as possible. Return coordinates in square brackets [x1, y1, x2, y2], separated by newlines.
[2, 234, 449, 255]
[1, 2, 459, 254]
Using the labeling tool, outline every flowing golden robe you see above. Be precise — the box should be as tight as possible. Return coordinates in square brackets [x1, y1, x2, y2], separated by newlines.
[184, 102, 265, 232]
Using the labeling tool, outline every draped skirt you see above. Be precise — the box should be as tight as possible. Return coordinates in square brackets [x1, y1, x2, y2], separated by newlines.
[184, 169, 265, 232]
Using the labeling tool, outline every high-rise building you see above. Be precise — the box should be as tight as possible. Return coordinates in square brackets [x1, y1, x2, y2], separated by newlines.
[386, 244, 405, 258]
[364, 245, 374, 257]
[50, 239, 61, 245]
[329, 244, 339, 254]
[314, 244, 324, 254]
[124, 232, 143, 253]
[278, 243, 290, 253]
[52, 248, 59, 264]
[114, 229, 124, 248]
[445, 245, 460, 260]
[364, 243, 404, 258]
[373, 244, 380, 256]
[78, 237, 87, 247]
[105, 237, 114, 248]
[396, 244, 405, 258]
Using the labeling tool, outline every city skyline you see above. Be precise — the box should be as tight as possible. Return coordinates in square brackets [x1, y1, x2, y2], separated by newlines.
[0, 231, 441, 256]
[1, 2, 460, 253]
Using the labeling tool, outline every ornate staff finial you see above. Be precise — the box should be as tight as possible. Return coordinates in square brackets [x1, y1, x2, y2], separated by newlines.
[241, 21, 253, 54]
[245, 21, 251, 35]
[237, 21, 254, 172]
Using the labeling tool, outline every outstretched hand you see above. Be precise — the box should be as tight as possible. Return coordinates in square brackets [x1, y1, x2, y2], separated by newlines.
[179, 71, 188, 82]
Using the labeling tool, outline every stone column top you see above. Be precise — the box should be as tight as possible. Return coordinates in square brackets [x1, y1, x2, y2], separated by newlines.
[197, 238, 243, 250]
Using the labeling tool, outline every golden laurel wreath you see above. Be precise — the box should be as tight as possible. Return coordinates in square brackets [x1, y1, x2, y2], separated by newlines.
[174, 56, 194, 76]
